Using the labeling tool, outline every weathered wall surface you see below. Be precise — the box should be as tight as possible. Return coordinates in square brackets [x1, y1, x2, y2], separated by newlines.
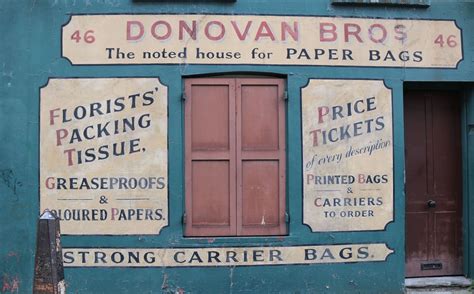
[1, 0, 473, 293]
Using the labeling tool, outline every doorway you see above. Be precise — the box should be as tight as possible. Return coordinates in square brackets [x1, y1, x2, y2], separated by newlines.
[404, 90, 463, 277]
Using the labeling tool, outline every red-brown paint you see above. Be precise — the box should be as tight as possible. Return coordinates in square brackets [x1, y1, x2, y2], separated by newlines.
[185, 79, 236, 237]
[185, 78, 286, 237]
[404, 90, 463, 277]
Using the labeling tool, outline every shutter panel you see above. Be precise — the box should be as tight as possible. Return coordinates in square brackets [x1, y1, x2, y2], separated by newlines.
[236, 79, 287, 236]
[184, 79, 236, 236]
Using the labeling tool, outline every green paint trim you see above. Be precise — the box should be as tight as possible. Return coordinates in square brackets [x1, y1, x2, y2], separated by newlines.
[1, 1, 473, 292]
[331, 0, 430, 6]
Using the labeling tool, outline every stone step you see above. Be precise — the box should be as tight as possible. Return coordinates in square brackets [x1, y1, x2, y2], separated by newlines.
[405, 277, 473, 293]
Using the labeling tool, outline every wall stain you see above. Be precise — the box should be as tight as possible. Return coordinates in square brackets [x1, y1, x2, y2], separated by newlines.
[0, 169, 22, 199]
[161, 273, 185, 294]
[6, 252, 19, 263]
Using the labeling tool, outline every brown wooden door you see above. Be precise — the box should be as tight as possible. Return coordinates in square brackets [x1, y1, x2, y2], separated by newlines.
[184, 78, 286, 237]
[405, 90, 463, 277]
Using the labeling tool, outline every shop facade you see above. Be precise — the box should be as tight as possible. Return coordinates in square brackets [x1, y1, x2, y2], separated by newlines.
[1, 0, 474, 292]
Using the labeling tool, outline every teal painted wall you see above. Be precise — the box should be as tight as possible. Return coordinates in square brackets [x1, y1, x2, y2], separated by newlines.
[1, 0, 473, 293]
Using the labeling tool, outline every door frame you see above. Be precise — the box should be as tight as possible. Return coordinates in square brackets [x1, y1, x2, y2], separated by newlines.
[403, 82, 472, 278]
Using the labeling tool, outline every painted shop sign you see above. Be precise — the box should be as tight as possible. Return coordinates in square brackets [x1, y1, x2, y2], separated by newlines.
[62, 243, 393, 267]
[62, 14, 462, 68]
[302, 79, 393, 232]
[40, 78, 168, 235]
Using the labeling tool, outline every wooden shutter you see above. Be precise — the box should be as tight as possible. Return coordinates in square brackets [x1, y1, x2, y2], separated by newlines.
[185, 78, 286, 237]
[184, 79, 236, 236]
[236, 79, 286, 235]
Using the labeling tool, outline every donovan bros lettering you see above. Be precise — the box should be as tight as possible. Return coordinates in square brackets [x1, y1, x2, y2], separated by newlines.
[40, 78, 168, 235]
[62, 15, 462, 68]
[302, 80, 393, 232]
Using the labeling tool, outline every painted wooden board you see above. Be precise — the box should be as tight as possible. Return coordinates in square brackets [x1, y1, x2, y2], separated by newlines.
[62, 15, 462, 68]
[40, 78, 168, 235]
[62, 243, 393, 267]
[302, 79, 393, 232]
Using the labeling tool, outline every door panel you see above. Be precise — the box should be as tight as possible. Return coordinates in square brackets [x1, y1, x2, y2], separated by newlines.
[405, 90, 463, 277]
[406, 212, 430, 261]
[435, 212, 459, 258]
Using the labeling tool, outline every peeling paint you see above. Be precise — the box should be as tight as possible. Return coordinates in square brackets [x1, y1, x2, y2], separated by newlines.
[207, 238, 215, 244]
[1, 275, 19, 294]
[229, 266, 235, 294]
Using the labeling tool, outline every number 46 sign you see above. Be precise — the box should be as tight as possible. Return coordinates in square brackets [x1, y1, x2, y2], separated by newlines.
[434, 34, 458, 48]
[70, 30, 95, 44]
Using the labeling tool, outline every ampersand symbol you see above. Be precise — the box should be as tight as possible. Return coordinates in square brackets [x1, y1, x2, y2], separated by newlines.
[347, 187, 353, 194]
[99, 195, 108, 204]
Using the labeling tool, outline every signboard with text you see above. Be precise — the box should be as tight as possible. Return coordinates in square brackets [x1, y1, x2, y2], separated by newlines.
[40, 78, 168, 235]
[62, 14, 462, 68]
[302, 79, 393, 232]
[63, 243, 393, 267]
